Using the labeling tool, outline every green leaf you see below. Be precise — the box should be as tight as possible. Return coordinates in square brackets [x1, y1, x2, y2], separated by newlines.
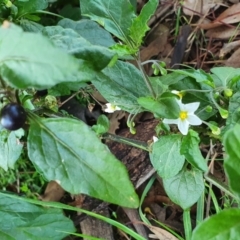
[42, 25, 116, 71]
[92, 60, 149, 113]
[223, 124, 240, 196]
[225, 92, 240, 132]
[0, 193, 75, 239]
[16, 0, 48, 16]
[173, 69, 214, 86]
[27, 117, 139, 208]
[20, 19, 44, 32]
[149, 77, 168, 97]
[192, 209, 240, 240]
[159, 72, 187, 86]
[58, 18, 115, 47]
[138, 93, 180, 119]
[0, 129, 23, 171]
[163, 168, 204, 210]
[92, 115, 110, 135]
[211, 67, 240, 88]
[59, 4, 81, 20]
[81, 0, 136, 42]
[110, 43, 136, 59]
[180, 130, 207, 172]
[0, 24, 81, 89]
[150, 135, 185, 178]
[129, 0, 158, 48]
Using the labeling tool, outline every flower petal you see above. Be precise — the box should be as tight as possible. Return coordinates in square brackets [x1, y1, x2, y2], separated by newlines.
[187, 114, 202, 126]
[184, 102, 200, 113]
[163, 118, 179, 124]
[178, 120, 189, 135]
[153, 136, 158, 142]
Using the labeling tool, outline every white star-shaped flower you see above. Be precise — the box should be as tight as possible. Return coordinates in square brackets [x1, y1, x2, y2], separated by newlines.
[104, 103, 121, 113]
[163, 100, 202, 135]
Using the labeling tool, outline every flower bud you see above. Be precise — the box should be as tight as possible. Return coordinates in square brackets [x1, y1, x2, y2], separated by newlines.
[219, 107, 228, 119]
[205, 105, 213, 113]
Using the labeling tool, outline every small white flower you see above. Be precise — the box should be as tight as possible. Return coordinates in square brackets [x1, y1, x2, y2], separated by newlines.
[171, 90, 183, 99]
[153, 136, 158, 142]
[104, 103, 121, 113]
[163, 100, 202, 135]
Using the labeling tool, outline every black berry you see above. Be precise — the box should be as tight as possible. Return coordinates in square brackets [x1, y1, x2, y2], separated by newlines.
[0, 103, 27, 130]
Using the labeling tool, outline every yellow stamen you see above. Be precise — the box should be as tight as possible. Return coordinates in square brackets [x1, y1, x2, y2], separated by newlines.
[179, 111, 188, 120]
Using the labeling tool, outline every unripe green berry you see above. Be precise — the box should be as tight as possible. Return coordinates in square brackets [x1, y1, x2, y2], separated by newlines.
[224, 88, 233, 98]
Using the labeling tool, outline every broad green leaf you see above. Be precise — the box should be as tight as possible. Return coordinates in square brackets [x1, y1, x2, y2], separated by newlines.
[180, 130, 207, 172]
[192, 209, 240, 240]
[27, 117, 139, 208]
[20, 19, 44, 32]
[223, 124, 240, 196]
[149, 77, 168, 97]
[58, 18, 115, 47]
[0, 24, 81, 89]
[16, 0, 48, 17]
[225, 92, 240, 132]
[150, 135, 185, 179]
[129, 0, 158, 48]
[173, 69, 214, 87]
[0, 129, 23, 171]
[92, 115, 110, 135]
[163, 168, 204, 210]
[42, 25, 116, 71]
[81, 0, 136, 42]
[211, 67, 240, 87]
[59, 4, 81, 20]
[138, 94, 180, 119]
[0, 193, 75, 239]
[158, 72, 187, 86]
[92, 60, 149, 113]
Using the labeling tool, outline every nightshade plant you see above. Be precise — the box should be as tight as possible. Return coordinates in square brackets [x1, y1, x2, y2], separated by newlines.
[0, 0, 240, 239]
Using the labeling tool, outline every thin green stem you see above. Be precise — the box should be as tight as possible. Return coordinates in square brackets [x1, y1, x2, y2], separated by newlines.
[103, 133, 149, 151]
[36, 10, 64, 18]
[209, 91, 221, 111]
[183, 89, 213, 93]
[183, 209, 192, 240]
[196, 190, 205, 225]
[139, 175, 156, 225]
[135, 54, 156, 98]
[206, 182, 221, 214]
[204, 173, 239, 200]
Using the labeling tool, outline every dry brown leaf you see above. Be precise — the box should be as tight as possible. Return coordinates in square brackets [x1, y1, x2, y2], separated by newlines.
[91, 89, 107, 103]
[108, 111, 125, 134]
[39, 180, 65, 202]
[225, 47, 240, 67]
[141, 24, 169, 62]
[182, 0, 222, 16]
[146, 225, 178, 240]
[219, 40, 240, 58]
[213, 3, 240, 24]
[206, 25, 240, 38]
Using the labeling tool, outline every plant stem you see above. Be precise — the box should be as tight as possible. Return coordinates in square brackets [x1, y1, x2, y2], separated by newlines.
[183, 209, 192, 240]
[204, 173, 239, 200]
[103, 133, 149, 151]
[135, 54, 156, 98]
[196, 191, 204, 225]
